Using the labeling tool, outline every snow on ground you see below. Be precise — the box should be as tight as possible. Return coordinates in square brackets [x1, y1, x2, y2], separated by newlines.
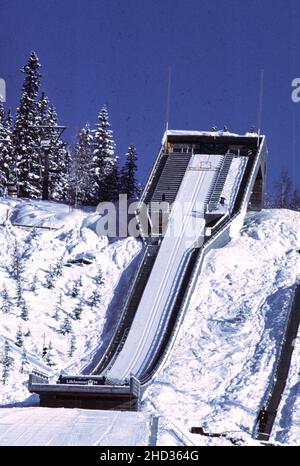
[0, 407, 150, 446]
[0, 198, 141, 406]
[143, 209, 300, 446]
[0, 200, 300, 446]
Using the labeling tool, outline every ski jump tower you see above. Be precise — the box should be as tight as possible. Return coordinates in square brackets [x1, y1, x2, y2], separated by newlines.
[29, 129, 267, 410]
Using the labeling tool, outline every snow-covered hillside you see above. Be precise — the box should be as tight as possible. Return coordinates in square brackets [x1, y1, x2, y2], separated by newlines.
[0, 198, 141, 405]
[143, 209, 300, 446]
[0, 200, 299, 446]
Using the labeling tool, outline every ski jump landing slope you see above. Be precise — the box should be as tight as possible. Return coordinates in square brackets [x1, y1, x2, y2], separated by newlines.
[106, 154, 223, 382]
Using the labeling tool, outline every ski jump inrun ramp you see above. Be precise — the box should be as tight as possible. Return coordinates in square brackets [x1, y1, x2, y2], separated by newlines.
[29, 130, 268, 410]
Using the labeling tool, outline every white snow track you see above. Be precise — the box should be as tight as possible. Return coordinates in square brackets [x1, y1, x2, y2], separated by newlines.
[106, 154, 223, 382]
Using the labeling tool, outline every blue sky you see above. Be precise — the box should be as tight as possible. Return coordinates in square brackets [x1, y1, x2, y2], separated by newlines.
[0, 0, 299, 190]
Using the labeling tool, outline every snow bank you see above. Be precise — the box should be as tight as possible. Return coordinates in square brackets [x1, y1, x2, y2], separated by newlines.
[144, 209, 300, 446]
[0, 198, 95, 229]
[0, 198, 141, 405]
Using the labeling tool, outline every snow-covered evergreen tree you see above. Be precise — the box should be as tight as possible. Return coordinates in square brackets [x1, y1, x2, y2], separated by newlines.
[0, 103, 14, 194]
[89, 288, 101, 308]
[34, 91, 69, 201]
[0, 103, 6, 193]
[16, 278, 23, 308]
[45, 266, 56, 289]
[53, 258, 63, 278]
[20, 347, 29, 373]
[70, 124, 93, 205]
[60, 317, 72, 335]
[20, 299, 29, 321]
[1, 340, 14, 385]
[68, 333, 76, 358]
[72, 298, 84, 320]
[52, 292, 63, 320]
[120, 144, 140, 200]
[30, 273, 38, 293]
[13, 52, 42, 198]
[1, 286, 12, 314]
[15, 325, 24, 347]
[9, 243, 24, 280]
[105, 161, 120, 202]
[46, 104, 69, 201]
[46, 341, 56, 367]
[91, 105, 118, 203]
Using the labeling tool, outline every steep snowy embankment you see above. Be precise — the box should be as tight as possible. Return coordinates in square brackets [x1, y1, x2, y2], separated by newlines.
[0, 199, 141, 406]
[143, 209, 300, 446]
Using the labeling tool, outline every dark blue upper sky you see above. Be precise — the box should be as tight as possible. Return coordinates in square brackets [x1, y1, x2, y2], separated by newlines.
[1, 0, 300, 189]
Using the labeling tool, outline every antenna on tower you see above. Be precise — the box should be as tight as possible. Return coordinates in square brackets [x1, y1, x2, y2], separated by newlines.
[257, 69, 264, 147]
[165, 66, 172, 132]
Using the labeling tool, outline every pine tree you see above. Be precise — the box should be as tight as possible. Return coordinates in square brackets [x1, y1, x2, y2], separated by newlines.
[52, 292, 63, 320]
[68, 333, 76, 357]
[0, 102, 14, 194]
[30, 273, 38, 293]
[16, 278, 23, 308]
[72, 298, 84, 320]
[91, 105, 117, 203]
[35, 91, 69, 201]
[105, 161, 120, 202]
[45, 266, 55, 289]
[20, 299, 29, 321]
[89, 289, 101, 308]
[60, 317, 72, 335]
[9, 243, 24, 280]
[13, 51, 42, 198]
[5, 109, 16, 187]
[53, 258, 64, 277]
[0, 102, 6, 194]
[46, 341, 56, 367]
[70, 124, 93, 206]
[37, 91, 49, 127]
[1, 286, 12, 314]
[46, 104, 69, 201]
[15, 325, 23, 347]
[120, 144, 139, 200]
[20, 347, 28, 373]
[1, 340, 14, 385]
